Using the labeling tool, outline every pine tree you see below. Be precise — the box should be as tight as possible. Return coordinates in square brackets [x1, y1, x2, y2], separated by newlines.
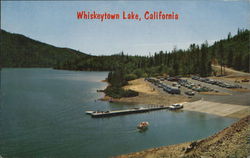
[218, 42, 225, 75]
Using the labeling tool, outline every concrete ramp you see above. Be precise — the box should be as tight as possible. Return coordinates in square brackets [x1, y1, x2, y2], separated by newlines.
[184, 100, 250, 117]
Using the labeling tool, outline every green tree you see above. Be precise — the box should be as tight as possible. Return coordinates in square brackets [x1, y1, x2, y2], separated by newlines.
[218, 42, 225, 75]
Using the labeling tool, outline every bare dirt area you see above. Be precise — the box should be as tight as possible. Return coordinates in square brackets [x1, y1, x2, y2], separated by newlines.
[230, 88, 250, 92]
[113, 115, 250, 158]
[117, 92, 189, 106]
[101, 78, 190, 106]
[212, 65, 250, 77]
[199, 91, 230, 95]
[184, 100, 250, 118]
[211, 65, 250, 85]
[123, 78, 158, 95]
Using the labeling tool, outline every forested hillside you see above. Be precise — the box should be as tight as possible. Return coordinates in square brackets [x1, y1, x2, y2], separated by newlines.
[2, 29, 248, 74]
[211, 29, 249, 73]
[1, 29, 248, 98]
[57, 29, 249, 76]
[0, 30, 89, 67]
[55, 28, 249, 98]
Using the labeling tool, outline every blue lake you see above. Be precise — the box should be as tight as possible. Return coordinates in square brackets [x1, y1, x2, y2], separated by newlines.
[0, 68, 237, 158]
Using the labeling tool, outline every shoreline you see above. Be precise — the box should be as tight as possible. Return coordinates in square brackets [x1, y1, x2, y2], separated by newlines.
[100, 78, 250, 119]
[113, 115, 250, 158]
[102, 74, 250, 158]
[100, 78, 191, 106]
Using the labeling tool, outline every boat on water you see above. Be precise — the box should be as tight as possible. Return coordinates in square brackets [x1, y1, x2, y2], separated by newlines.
[137, 121, 149, 130]
[85, 111, 94, 115]
[169, 103, 183, 110]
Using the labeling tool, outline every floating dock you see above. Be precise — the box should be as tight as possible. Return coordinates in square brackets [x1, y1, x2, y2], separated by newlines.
[86, 106, 169, 118]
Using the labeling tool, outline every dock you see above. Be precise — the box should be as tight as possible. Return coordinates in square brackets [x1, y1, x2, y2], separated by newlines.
[86, 106, 169, 118]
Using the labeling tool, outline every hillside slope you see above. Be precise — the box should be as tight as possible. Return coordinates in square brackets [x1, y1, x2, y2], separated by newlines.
[212, 64, 250, 77]
[57, 29, 249, 76]
[0, 30, 89, 67]
[210, 29, 249, 73]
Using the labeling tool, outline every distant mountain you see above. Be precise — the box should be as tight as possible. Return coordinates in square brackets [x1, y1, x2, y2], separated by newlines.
[0, 29, 89, 67]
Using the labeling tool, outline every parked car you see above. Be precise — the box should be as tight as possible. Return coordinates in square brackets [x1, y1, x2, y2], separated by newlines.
[242, 79, 249, 82]
[167, 77, 180, 82]
[185, 91, 195, 96]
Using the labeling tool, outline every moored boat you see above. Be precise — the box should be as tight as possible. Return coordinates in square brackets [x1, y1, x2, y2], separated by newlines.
[169, 104, 183, 110]
[85, 111, 95, 115]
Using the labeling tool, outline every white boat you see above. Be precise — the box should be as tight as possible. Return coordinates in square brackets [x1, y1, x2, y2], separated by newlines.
[137, 121, 149, 129]
[169, 104, 183, 110]
[85, 111, 94, 115]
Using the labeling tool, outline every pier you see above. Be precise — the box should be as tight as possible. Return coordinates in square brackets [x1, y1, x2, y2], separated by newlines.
[86, 106, 169, 118]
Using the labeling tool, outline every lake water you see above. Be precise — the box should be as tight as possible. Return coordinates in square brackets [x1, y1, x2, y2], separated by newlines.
[0, 68, 237, 158]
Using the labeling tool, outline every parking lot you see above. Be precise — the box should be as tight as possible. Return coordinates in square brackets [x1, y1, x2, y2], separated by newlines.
[145, 77, 250, 106]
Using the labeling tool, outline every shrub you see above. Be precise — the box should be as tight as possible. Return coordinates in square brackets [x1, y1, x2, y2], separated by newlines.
[104, 86, 138, 98]
[125, 73, 137, 81]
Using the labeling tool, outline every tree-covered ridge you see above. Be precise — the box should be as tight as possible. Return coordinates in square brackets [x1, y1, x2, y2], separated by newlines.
[1, 28, 249, 98]
[0, 29, 89, 67]
[56, 29, 249, 98]
[2, 28, 248, 74]
[211, 29, 249, 73]
[57, 29, 249, 77]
